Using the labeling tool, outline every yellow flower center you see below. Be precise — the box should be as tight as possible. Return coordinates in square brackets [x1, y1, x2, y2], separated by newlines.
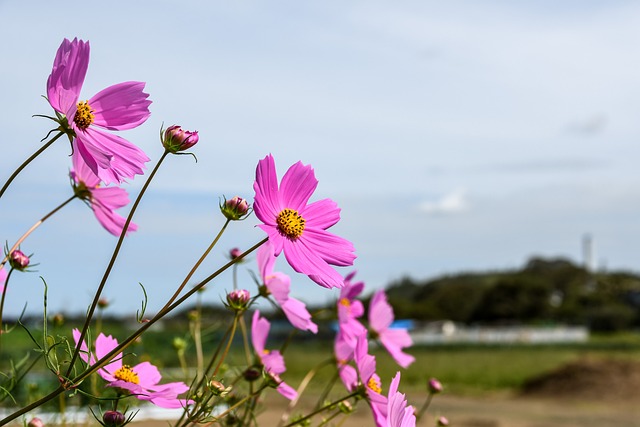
[367, 377, 382, 394]
[74, 100, 95, 130]
[339, 298, 351, 307]
[276, 208, 305, 239]
[114, 365, 140, 384]
[262, 349, 271, 355]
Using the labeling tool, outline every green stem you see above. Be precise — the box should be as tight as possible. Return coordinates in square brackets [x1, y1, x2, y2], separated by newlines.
[66, 150, 170, 378]
[0, 131, 65, 201]
[0, 268, 15, 352]
[0, 237, 267, 426]
[1, 195, 77, 268]
[160, 218, 231, 313]
[415, 392, 434, 422]
[281, 391, 360, 427]
[278, 358, 336, 427]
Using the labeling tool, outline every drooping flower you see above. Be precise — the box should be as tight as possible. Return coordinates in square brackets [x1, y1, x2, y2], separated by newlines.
[257, 241, 317, 333]
[369, 290, 414, 369]
[161, 125, 199, 153]
[335, 271, 367, 355]
[386, 372, 416, 427]
[47, 38, 151, 184]
[253, 154, 356, 288]
[72, 329, 191, 408]
[352, 333, 388, 427]
[251, 311, 298, 400]
[71, 150, 137, 236]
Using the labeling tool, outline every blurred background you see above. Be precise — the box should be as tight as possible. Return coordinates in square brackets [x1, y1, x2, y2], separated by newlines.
[0, 0, 639, 318]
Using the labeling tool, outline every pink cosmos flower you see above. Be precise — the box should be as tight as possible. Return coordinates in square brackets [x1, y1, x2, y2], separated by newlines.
[336, 272, 367, 355]
[71, 151, 137, 236]
[251, 311, 298, 400]
[369, 290, 415, 369]
[340, 334, 387, 427]
[257, 241, 318, 333]
[47, 38, 151, 184]
[72, 329, 191, 408]
[386, 372, 416, 427]
[253, 154, 356, 289]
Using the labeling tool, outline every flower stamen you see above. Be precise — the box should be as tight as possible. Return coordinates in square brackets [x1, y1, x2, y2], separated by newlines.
[367, 377, 382, 394]
[114, 365, 140, 384]
[74, 100, 95, 130]
[276, 208, 305, 239]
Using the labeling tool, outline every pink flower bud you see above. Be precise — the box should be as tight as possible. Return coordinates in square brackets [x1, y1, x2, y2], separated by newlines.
[162, 125, 199, 153]
[220, 196, 250, 221]
[9, 250, 30, 270]
[103, 410, 125, 427]
[229, 248, 242, 259]
[27, 418, 44, 427]
[227, 289, 250, 310]
[428, 378, 443, 394]
[97, 298, 110, 309]
[437, 416, 449, 426]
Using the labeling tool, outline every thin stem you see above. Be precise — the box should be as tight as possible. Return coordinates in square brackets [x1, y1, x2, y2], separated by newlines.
[0, 195, 77, 268]
[0, 131, 65, 201]
[281, 391, 360, 427]
[160, 219, 231, 312]
[66, 150, 170, 378]
[212, 313, 239, 378]
[0, 268, 15, 352]
[415, 392, 434, 422]
[0, 237, 268, 426]
[278, 358, 336, 427]
[204, 385, 269, 426]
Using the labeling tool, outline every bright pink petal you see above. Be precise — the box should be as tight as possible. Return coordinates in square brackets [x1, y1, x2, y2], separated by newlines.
[281, 298, 318, 334]
[262, 350, 286, 375]
[0, 268, 6, 294]
[94, 333, 122, 379]
[277, 380, 298, 400]
[369, 290, 393, 332]
[283, 238, 345, 288]
[91, 187, 138, 236]
[75, 127, 149, 184]
[133, 361, 162, 388]
[89, 81, 151, 130]
[380, 329, 415, 369]
[253, 155, 281, 224]
[387, 373, 416, 427]
[301, 198, 341, 230]
[71, 150, 100, 187]
[47, 38, 89, 114]
[251, 310, 268, 354]
[300, 229, 356, 267]
[257, 241, 276, 280]
[279, 161, 318, 212]
[338, 363, 358, 391]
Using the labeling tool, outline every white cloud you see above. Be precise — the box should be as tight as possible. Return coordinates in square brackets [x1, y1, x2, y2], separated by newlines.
[419, 188, 469, 215]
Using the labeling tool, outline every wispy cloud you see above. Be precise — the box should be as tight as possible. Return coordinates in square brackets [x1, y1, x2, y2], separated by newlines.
[419, 188, 469, 215]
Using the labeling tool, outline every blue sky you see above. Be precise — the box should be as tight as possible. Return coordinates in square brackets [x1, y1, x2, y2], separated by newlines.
[1, 1, 639, 316]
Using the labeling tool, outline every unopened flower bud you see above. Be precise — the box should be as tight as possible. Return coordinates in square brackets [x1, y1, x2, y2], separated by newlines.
[208, 379, 232, 397]
[338, 400, 353, 414]
[187, 310, 199, 322]
[172, 337, 187, 352]
[244, 368, 261, 382]
[103, 411, 126, 427]
[226, 289, 250, 311]
[52, 313, 64, 327]
[162, 125, 199, 153]
[27, 417, 44, 427]
[229, 248, 242, 259]
[9, 250, 30, 270]
[428, 378, 443, 394]
[437, 416, 449, 426]
[220, 196, 250, 221]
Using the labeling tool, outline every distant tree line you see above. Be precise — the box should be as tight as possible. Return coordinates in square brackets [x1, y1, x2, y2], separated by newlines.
[383, 257, 640, 332]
